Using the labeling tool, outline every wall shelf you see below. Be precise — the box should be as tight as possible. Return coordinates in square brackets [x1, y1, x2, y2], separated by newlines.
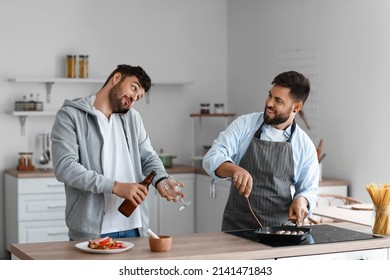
[8, 78, 193, 135]
[8, 78, 105, 103]
[146, 80, 193, 103]
[9, 78, 193, 104]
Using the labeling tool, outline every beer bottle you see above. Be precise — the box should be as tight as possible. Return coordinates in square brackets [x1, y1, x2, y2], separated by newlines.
[118, 171, 157, 217]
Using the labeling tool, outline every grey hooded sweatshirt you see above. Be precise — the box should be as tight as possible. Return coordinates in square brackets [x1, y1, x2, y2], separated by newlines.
[51, 95, 168, 241]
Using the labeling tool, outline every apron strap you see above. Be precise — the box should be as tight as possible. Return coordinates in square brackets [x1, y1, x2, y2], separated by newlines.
[254, 119, 296, 142]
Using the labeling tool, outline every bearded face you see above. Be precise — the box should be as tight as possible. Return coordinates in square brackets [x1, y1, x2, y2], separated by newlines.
[263, 104, 292, 125]
[108, 81, 131, 114]
[263, 85, 297, 127]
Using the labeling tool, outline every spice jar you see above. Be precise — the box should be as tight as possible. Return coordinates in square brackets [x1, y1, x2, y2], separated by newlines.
[214, 103, 225, 114]
[66, 55, 76, 78]
[78, 55, 88, 78]
[200, 103, 210, 114]
[26, 152, 33, 167]
[17, 152, 35, 171]
[18, 152, 27, 168]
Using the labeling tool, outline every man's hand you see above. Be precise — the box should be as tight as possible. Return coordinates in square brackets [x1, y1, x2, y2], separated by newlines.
[215, 162, 253, 197]
[112, 182, 148, 206]
[156, 177, 185, 202]
[288, 196, 309, 226]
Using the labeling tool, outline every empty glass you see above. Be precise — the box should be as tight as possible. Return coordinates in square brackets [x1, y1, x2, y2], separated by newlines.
[160, 176, 191, 211]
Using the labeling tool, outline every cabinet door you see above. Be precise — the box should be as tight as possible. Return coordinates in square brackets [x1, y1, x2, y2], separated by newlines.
[18, 178, 64, 194]
[18, 193, 66, 221]
[19, 220, 68, 244]
[195, 174, 220, 233]
[215, 179, 231, 231]
[157, 174, 195, 236]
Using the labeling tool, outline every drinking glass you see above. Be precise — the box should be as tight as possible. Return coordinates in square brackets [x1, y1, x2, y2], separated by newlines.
[160, 176, 191, 211]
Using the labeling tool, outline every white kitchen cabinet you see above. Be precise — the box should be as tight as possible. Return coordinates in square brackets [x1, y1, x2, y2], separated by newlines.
[216, 179, 231, 228]
[195, 174, 219, 233]
[4, 172, 68, 251]
[195, 174, 230, 233]
[317, 179, 348, 206]
[146, 173, 195, 236]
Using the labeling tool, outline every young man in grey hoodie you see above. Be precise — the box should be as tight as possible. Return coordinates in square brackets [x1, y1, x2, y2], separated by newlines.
[51, 64, 177, 241]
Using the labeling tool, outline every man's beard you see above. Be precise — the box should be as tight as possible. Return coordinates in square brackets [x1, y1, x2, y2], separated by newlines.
[109, 83, 129, 114]
[263, 107, 290, 125]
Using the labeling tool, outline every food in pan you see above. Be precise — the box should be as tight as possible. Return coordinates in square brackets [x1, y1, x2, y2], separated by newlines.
[274, 230, 305, 235]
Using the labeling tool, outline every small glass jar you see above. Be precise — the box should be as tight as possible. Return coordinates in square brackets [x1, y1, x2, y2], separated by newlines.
[214, 103, 225, 114]
[26, 152, 33, 167]
[200, 103, 210, 114]
[18, 152, 27, 168]
[78, 55, 88, 78]
[66, 55, 76, 78]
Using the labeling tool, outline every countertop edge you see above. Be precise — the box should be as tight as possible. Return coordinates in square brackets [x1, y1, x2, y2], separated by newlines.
[4, 166, 347, 187]
[4, 165, 204, 178]
[10, 223, 390, 260]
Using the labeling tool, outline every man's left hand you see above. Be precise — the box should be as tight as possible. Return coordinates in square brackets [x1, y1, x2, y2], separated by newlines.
[288, 196, 309, 226]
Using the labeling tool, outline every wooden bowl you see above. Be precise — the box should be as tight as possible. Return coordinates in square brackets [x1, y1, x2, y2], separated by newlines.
[149, 235, 172, 252]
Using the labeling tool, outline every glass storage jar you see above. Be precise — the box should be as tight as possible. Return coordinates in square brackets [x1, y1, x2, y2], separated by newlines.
[78, 55, 88, 78]
[214, 103, 225, 114]
[200, 103, 210, 114]
[66, 55, 76, 78]
[372, 206, 390, 235]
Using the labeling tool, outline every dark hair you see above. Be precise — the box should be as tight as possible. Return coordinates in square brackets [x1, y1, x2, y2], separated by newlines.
[103, 64, 152, 92]
[272, 71, 310, 104]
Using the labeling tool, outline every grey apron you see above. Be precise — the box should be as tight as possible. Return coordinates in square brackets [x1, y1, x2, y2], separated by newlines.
[221, 120, 296, 231]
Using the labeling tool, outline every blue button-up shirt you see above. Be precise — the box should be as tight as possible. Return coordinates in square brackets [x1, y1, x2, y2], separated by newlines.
[202, 112, 319, 213]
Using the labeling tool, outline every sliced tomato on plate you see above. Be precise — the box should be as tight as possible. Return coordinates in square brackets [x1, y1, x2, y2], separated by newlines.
[110, 241, 126, 249]
[89, 236, 112, 245]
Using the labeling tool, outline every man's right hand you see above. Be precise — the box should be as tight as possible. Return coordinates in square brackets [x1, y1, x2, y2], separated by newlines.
[215, 162, 253, 197]
[112, 182, 148, 206]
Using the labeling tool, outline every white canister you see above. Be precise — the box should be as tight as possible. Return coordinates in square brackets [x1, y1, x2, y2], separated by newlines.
[214, 103, 224, 114]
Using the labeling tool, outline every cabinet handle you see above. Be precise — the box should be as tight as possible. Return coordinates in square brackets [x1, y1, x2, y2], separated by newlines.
[47, 232, 68, 236]
[46, 183, 64, 188]
[47, 204, 66, 209]
[210, 177, 231, 199]
[210, 179, 216, 200]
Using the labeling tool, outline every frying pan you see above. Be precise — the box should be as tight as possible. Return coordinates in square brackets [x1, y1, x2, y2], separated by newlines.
[254, 225, 312, 243]
[245, 197, 311, 243]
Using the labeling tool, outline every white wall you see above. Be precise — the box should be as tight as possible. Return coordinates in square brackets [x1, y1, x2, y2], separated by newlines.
[227, 0, 390, 202]
[0, 0, 227, 259]
[2, 0, 387, 260]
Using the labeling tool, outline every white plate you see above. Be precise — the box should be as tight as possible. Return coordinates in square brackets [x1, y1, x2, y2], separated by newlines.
[75, 241, 134, 254]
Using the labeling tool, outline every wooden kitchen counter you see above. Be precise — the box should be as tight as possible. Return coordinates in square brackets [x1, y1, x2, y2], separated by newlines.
[10, 223, 390, 260]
